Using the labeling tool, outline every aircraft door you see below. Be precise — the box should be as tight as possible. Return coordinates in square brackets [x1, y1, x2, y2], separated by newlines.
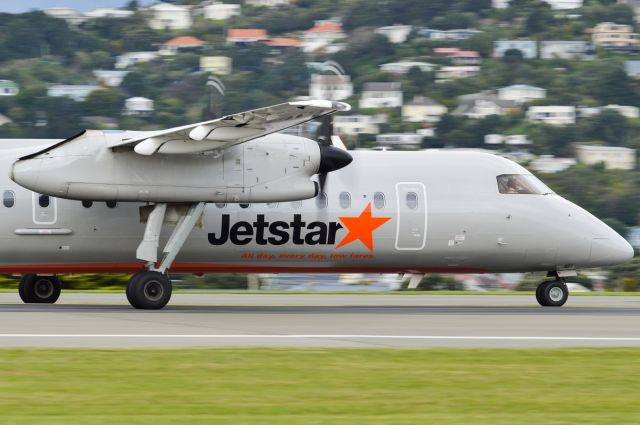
[395, 182, 427, 250]
[32, 193, 57, 225]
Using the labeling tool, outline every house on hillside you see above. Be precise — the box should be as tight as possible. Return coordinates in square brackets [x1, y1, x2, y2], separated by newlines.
[498, 84, 546, 104]
[376, 133, 423, 149]
[576, 145, 636, 170]
[374, 25, 413, 44]
[590, 22, 640, 50]
[245, 0, 293, 7]
[309, 74, 353, 101]
[452, 92, 520, 119]
[303, 22, 345, 53]
[359, 82, 403, 109]
[333, 114, 387, 136]
[578, 104, 640, 119]
[494, 40, 538, 58]
[115, 52, 158, 69]
[124, 97, 155, 117]
[203, 2, 241, 20]
[200, 56, 232, 75]
[541, 0, 583, 9]
[264, 38, 304, 54]
[146, 2, 192, 30]
[379, 61, 436, 75]
[47, 85, 101, 102]
[539, 41, 593, 59]
[0, 80, 19, 96]
[227, 28, 268, 45]
[436, 66, 480, 81]
[529, 155, 577, 173]
[418, 28, 482, 41]
[493, 0, 510, 8]
[93, 70, 129, 87]
[402, 96, 447, 123]
[85, 8, 134, 19]
[159, 36, 206, 55]
[44, 8, 87, 25]
[526, 106, 576, 125]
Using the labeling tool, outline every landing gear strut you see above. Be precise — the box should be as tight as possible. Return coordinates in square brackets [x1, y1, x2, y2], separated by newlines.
[536, 279, 569, 307]
[126, 202, 206, 310]
[19, 274, 61, 304]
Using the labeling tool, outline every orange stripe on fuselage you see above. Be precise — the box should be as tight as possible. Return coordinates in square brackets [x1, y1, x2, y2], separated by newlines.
[0, 262, 489, 274]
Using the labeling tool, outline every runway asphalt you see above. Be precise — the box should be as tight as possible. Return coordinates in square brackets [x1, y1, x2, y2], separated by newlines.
[1, 293, 640, 348]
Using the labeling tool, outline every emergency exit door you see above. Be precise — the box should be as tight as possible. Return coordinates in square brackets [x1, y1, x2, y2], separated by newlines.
[395, 182, 427, 250]
[32, 193, 57, 225]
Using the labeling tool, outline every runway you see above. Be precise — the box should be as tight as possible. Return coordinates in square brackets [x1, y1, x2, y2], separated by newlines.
[1, 293, 640, 348]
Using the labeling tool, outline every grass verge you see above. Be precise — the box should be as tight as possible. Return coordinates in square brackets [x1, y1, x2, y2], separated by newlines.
[0, 348, 639, 424]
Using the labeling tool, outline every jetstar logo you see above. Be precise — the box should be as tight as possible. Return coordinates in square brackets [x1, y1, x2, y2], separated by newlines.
[208, 203, 390, 252]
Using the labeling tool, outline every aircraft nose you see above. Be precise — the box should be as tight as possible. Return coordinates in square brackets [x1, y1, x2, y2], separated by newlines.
[590, 233, 634, 266]
[9, 159, 41, 191]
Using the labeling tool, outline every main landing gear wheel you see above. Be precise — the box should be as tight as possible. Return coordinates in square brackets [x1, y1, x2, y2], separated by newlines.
[19, 274, 61, 304]
[536, 280, 569, 307]
[126, 271, 172, 310]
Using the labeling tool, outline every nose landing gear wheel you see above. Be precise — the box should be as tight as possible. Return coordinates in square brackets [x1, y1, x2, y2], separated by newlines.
[536, 280, 569, 307]
[19, 274, 62, 304]
[126, 271, 172, 310]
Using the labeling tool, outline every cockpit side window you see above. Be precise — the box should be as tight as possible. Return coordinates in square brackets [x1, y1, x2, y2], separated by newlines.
[497, 174, 553, 195]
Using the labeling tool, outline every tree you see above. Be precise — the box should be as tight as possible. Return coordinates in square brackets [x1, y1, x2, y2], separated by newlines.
[83, 89, 123, 117]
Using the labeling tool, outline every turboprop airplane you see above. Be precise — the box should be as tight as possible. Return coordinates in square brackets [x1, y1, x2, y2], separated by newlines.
[2, 100, 634, 309]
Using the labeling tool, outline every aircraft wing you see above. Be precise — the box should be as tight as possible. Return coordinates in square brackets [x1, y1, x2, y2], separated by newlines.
[109, 100, 351, 155]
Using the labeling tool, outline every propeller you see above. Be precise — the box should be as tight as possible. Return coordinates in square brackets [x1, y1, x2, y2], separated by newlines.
[315, 114, 352, 195]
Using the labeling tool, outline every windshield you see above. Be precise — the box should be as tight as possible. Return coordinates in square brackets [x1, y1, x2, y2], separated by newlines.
[497, 174, 554, 195]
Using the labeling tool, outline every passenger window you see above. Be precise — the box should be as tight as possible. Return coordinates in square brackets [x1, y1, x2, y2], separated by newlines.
[406, 192, 418, 210]
[291, 201, 302, 209]
[315, 192, 328, 209]
[339, 192, 351, 209]
[3, 190, 15, 208]
[106, 201, 117, 208]
[82, 200, 93, 208]
[39, 195, 50, 208]
[497, 174, 553, 195]
[239, 203, 250, 209]
[373, 192, 385, 209]
[215, 203, 226, 208]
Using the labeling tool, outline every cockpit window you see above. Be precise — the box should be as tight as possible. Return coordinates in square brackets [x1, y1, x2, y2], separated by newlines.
[497, 174, 553, 195]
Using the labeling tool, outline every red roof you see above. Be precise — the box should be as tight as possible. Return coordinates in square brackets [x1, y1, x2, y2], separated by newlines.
[227, 29, 267, 39]
[433, 47, 460, 55]
[165, 36, 206, 46]
[453, 50, 480, 57]
[307, 23, 342, 33]
[265, 37, 303, 47]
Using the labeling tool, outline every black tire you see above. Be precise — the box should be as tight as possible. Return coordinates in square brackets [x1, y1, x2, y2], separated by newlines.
[535, 281, 551, 307]
[540, 280, 569, 307]
[19, 274, 61, 304]
[126, 271, 172, 310]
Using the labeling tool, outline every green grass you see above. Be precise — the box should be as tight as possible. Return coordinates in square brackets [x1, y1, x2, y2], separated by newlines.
[0, 348, 639, 424]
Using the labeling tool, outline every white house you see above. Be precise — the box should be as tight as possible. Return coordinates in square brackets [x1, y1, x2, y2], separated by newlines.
[47, 85, 101, 102]
[453, 92, 519, 119]
[541, 0, 583, 9]
[374, 25, 413, 44]
[304, 22, 345, 53]
[115, 52, 159, 69]
[376, 133, 423, 148]
[402, 96, 447, 123]
[44, 8, 87, 25]
[576, 145, 636, 170]
[309, 74, 353, 101]
[418, 28, 483, 41]
[590, 22, 640, 48]
[146, 2, 192, 30]
[244, 0, 293, 7]
[436, 66, 480, 81]
[526, 106, 576, 125]
[124, 97, 155, 117]
[93, 70, 129, 87]
[604, 104, 640, 118]
[493, 0, 510, 7]
[498, 84, 546, 103]
[85, 8, 134, 19]
[0, 80, 19, 96]
[494, 40, 538, 59]
[200, 56, 232, 75]
[539, 41, 593, 59]
[379, 61, 436, 75]
[529, 155, 577, 173]
[359, 82, 403, 109]
[204, 3, 241, 20]
[333, 114, 387, 136]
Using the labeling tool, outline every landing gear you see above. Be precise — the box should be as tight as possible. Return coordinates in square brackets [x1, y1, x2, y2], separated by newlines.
[536, 279, 569, 307]
[126, 271, 172, 310]
[127, 202, 206, 309]
[19, 274, 61, 304]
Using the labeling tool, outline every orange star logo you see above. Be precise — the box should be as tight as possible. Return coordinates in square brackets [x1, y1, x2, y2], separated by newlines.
[336, 203, 391, 252]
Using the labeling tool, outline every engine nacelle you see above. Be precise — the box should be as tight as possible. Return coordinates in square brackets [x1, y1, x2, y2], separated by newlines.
[10, 130, 350, 203]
